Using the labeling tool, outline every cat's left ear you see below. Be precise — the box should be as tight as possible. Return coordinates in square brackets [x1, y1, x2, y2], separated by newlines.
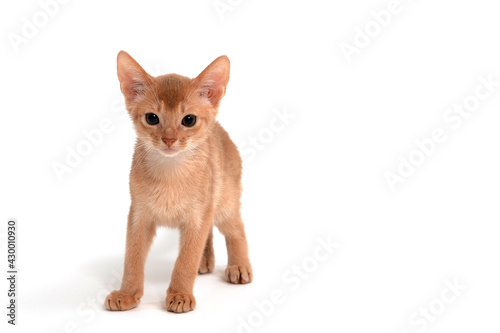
[192, 56, 230, 108]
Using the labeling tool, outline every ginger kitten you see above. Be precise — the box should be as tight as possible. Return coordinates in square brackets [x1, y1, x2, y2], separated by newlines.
[105, 51, 253, 313]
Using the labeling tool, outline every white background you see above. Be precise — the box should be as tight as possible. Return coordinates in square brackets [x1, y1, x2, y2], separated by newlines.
[1, 0, 500, 332]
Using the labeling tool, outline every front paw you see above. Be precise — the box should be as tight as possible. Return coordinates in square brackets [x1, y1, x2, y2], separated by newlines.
[225, 265, 253, 284]
[105, 290, 140, 311]
[165, 288, 196, 313]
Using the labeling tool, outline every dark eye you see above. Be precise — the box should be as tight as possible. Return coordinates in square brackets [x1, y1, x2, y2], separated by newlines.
[145, 113, 159, 125]
[182, 115, 196, 127]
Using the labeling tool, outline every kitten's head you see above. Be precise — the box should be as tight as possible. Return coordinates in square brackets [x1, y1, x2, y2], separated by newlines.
[117, 51, 230, 157]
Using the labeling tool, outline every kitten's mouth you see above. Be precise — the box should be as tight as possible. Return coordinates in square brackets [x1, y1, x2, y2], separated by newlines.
[160, 147, 180, 156]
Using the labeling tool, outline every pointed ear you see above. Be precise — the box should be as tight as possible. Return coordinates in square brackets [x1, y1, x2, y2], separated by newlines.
[117, 51, 153, 104]
[192, 55, 230, 108]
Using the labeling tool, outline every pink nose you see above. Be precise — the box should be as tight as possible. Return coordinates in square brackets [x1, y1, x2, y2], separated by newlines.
[162, 137, 177, 147]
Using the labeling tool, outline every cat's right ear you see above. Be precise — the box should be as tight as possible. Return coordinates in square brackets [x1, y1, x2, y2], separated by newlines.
[117, 51, 152, 104]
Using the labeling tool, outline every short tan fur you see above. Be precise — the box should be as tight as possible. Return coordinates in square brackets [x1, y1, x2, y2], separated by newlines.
[105, 51, 252, 313]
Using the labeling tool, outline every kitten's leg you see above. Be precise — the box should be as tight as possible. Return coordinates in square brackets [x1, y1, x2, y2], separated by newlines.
[217, 215, 253, 284]
[105, 207, 155, 311]
[166, 213, 213, 313]
[198, 227, 215, 274]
